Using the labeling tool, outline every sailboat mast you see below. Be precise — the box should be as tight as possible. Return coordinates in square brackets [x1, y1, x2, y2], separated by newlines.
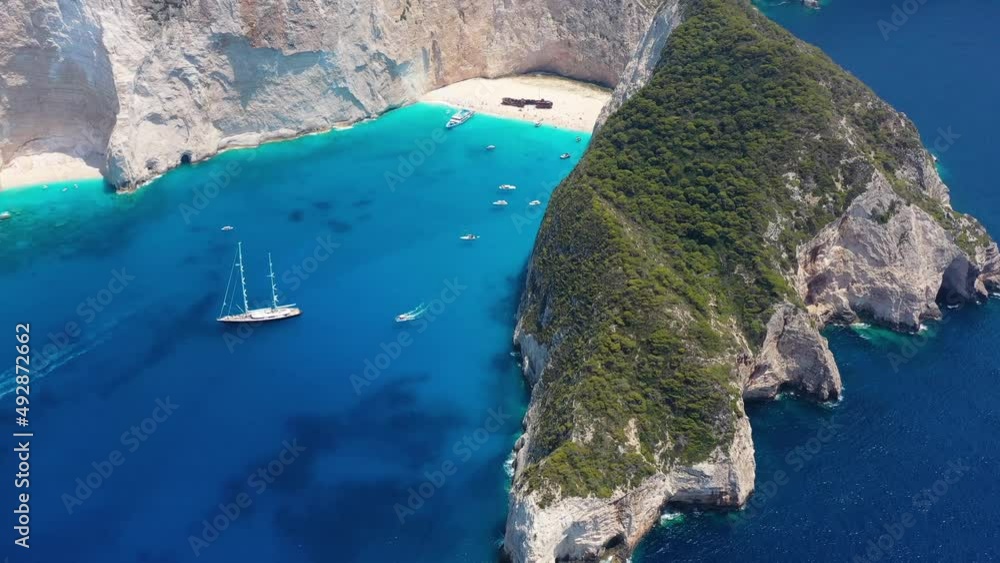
[268, 252, 279, 309]
[238, 242, 249, 312]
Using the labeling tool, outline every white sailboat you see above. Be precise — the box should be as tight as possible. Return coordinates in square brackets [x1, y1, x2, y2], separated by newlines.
[217, 242, 301, 323]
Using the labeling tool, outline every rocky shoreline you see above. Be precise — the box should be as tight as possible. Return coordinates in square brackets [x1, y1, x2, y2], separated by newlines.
[501, 0, 1000, 561]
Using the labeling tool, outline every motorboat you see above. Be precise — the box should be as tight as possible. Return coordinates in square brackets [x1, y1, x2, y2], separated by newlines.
[447, 109, 475, 129]
[396, 304, 427, 323]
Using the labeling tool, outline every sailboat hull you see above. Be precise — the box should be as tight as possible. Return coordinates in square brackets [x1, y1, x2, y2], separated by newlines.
[217, 306, 301, 323]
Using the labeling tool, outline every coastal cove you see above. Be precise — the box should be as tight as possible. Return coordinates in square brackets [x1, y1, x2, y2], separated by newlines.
[0, 0, 997, 560]
[0, 103, 587, 562]
[634, 0, 1000, 561]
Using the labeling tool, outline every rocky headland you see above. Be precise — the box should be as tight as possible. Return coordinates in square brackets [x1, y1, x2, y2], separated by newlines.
[505, 1, 998, 561]
[2, 1, 997, 562]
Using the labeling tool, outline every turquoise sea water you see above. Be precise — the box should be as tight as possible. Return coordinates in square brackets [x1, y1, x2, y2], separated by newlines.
[635, 1, 1000, 561]
[0, 104, 587, 562]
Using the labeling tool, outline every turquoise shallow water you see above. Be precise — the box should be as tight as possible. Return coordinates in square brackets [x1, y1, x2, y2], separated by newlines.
[0, 103, 587, 562]
[635, 1, 1000, 561]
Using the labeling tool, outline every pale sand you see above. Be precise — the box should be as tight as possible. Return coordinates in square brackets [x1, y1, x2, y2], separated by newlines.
[420, 74, 612, 132]
[0, 153, 102, 191]
[0, 75, 609, 190]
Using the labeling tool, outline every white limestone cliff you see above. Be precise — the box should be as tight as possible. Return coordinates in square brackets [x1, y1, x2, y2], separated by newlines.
[509, 301, 754, 563]
[0, 0, 668, 188]
[797, 171, 999, 332]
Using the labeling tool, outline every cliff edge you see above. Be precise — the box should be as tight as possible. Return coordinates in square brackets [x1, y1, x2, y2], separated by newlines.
[506, 0, 998, 560]
[0, 0, 665, 188]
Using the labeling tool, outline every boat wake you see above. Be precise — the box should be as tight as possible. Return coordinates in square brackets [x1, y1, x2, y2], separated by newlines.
[396, 303, 428, 323]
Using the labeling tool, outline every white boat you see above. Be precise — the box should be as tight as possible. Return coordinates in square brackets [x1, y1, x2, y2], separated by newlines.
[217, 243, 301, 323]
[493, 200, 509, 207]
[61, 188, 68, 192]
[576, 136, 582, 143]
[459, 234, 479, 241]
[529, 200, 542, 206]
[534, 121, 542, 128]
[499, 184, 517, 191]
[560, 153, 571, 160]
[221, 225, 234, 231]
[0, 211, 11, 220]
[446, 109, 475, 129]
[486, 145, 496, 151]
[396, 304, 427, 323]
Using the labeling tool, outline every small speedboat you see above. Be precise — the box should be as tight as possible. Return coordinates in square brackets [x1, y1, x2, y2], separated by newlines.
[61, 188, 68, 192]
[486, 145, 496, 151]
[493, 200, 509, 207]
[576, 136, 582, 143]
[0, 211, 11, 220]
[221, 225, 235, 231]
[529, 200, 542, 206]
[459, 234, 479, 241]
[42, 185, 48, 190]
[534, 121, 542, 128]
[499, 184, 517, 191]
[395, 304, 427, 323]
[560, 153, 571, 160]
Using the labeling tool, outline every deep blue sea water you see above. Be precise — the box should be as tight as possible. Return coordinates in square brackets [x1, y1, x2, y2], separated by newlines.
[635, 1, 1000, 561]
[2, 2, 998, 561]
[0, 104, 587, 562]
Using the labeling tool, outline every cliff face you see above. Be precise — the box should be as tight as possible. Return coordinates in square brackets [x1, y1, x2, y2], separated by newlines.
[0, 0, 662, 188]
[506, 0, 998, 561]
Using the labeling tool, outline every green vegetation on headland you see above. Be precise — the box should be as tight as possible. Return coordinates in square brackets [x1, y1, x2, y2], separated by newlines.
[518, 0, 969, 504]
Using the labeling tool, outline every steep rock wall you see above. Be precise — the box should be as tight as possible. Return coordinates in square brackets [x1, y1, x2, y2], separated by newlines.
[504, 1, 999, 561]
[0, 0, 664, 188]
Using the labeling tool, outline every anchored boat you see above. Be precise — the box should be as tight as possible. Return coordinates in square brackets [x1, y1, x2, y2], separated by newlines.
[217, 242, 301, 323]
[446, 109, 475, 129]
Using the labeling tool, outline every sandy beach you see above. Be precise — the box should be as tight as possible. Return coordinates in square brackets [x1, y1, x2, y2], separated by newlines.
[0, 152, 102, 191]
[420, 74, 612, 132]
